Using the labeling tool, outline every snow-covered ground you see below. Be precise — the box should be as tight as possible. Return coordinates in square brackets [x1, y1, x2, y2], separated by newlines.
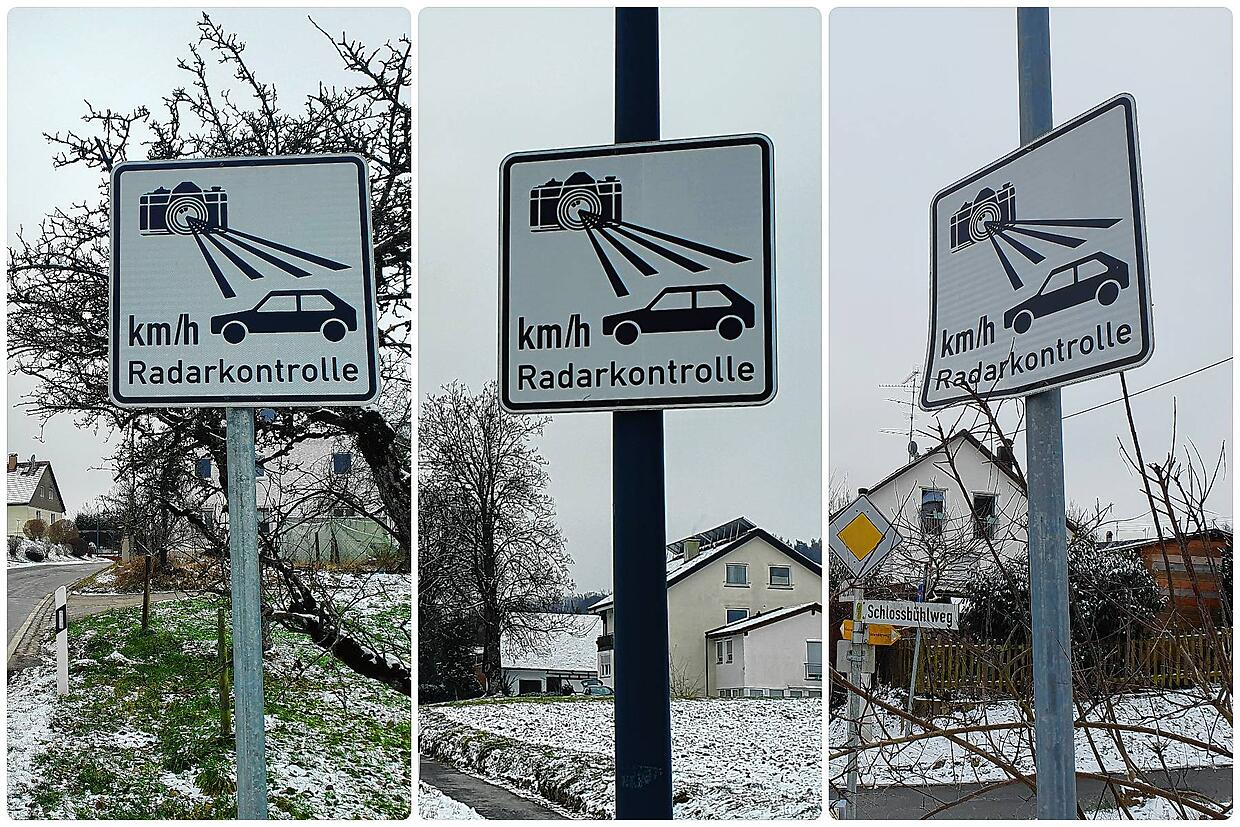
[418, 782, 483, 820]
[829, 688, 1232, 788]
[8, 574, 411, 818]
[7, 539, 97, 567]
[421, 697, 821, 819]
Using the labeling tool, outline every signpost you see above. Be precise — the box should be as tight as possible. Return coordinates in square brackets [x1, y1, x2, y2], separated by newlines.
[917, 10, 1150, 818]
[828, 494, 902, 819]
[839, 620, 901, 646]
[110, 153, 379, 819]
[499, 136, 775, 412]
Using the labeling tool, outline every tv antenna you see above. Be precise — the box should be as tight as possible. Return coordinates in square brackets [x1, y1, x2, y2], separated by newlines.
[879, 370, 920, 462]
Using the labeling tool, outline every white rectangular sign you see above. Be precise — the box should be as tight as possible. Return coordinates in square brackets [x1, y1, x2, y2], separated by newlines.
[110, 155, 380, 407]
[921, 94, 1151, 410]
[500, 135, 776, 412]
[860, 600, 959, 630]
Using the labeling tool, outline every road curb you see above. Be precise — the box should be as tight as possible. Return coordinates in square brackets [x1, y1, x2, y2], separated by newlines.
[6, 592, 53, 664]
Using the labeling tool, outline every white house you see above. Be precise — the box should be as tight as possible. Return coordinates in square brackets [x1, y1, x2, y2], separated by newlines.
[706, 602, 823, 698]
[592, 518, 822, 697]
[7, 454, 68, 537]
[847, 431, 1029, 592]
[501, 612, 602, 695]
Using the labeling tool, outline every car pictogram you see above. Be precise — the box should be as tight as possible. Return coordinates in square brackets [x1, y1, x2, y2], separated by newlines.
[210, 289, 357, 344]
[1003, 252, 1129, 335]
[602, 284, 755, 345]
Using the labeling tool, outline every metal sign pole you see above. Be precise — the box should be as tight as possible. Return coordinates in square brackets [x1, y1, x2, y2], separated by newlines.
[225, 406, 268, 819]
[55, 585, 68, 695]
[845, 588, 864, 819]
[1017, 8, 1077, 819]
[612, 6, 673, 820]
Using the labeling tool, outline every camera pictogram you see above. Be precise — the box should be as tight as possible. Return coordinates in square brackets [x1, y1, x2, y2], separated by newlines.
[140, 181, 229, 236]
[529, 171, 750, 298]
[949, 183, 1016, 251]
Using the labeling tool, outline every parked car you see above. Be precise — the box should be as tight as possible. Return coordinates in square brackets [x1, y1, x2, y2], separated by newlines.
[585, 685, 614, 697]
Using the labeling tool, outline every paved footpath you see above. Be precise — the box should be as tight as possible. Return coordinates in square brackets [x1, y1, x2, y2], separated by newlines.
[420, 756, 567, 820]
[8, 563, 183, 674]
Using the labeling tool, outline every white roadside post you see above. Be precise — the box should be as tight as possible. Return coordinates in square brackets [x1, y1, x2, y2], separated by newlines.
[109, 154, 380, 819]
[55, 585, 68, 695]
[828, 494, 903, 819]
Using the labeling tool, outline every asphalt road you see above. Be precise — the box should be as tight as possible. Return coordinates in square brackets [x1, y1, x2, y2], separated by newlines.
[7, 561, 110, 643]
[419, 757, 566, 819]
[845, 765, 1232, 819]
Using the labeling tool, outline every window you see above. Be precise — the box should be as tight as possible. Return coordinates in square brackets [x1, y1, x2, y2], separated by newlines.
[200, 508, 215, 528]
[715, 640, 725, 664]
[600, 652, 611, 678]
[806, 689, 823, 698]
[652, 290, 693, 311]
[921, 488, 946, 535]
[769, 688, 785, 698]
[1041, 266, 1076, 293]
[695, 289, 731, 309]
[806, 640, 823, 681]
[747, 688, 766, 698]
[299, 293, 334, 312]
[1075, 257, 1109, 280]
[256, 294, 297, 312]
[725, 639, 733, 664]
[972, 493, 997, 540]
[788, 689, 804, 698]
[769, 565, 792, 587]
[726, 608, 749, 624]
[725, 563, 749, 586]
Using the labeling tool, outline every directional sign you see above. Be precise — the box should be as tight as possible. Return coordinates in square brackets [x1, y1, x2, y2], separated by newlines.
[829, 493, 902, 579]
[110, 155, 380, 407]
[499, 134, 775, 412]
[840, 620, 901, 646]
[921, 94, 1151, 410]
[860, 600, 960, 630]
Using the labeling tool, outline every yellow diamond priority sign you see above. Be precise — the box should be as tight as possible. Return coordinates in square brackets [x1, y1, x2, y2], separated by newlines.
[829, 493, 902, 579]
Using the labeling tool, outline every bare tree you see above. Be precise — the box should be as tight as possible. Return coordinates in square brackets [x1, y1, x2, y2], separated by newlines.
[419, 381, 575, 694]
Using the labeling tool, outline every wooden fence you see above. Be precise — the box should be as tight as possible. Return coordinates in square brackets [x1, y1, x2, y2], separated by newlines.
[879, 628, 1232, 697]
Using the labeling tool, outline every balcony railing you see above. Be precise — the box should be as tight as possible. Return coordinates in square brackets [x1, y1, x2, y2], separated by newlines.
[805, 662, 822, 681]
[597, 633, 614, 652]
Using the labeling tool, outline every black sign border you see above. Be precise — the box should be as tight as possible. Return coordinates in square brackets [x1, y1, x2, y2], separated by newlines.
[109, 155, 379, 407]
[499, 134, 776, 413]
[921, 94, 1152, 411]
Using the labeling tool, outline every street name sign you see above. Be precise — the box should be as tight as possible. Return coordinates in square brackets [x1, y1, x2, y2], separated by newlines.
[921, 94, 1151, 410]
[499, 134, 775, 412]
[860, 600, 960, 630]
[829, 494, 902, 579]
[110, 155, 380, 407]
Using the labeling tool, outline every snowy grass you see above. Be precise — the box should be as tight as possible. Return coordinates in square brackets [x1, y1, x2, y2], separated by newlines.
[829, 687, 1232, 789]
[8, 575, 411, 819]
[420, 696, 822, 819]
[418, 782, 483, 820]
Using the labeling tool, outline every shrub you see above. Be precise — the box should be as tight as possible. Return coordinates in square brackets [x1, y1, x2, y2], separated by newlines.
[47, 518, 79, 546]
[25, 546, 46, 563]
[7, 536, 20, 556]
[22, 518, 47, 541]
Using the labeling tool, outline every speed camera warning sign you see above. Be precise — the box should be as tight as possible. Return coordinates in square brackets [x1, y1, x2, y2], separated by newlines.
[110, 155, 380, 407]
[922, 94, 1152, 409]
[500, 134, 776, 412]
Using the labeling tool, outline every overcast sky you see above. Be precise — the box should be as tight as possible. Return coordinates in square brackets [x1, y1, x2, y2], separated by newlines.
[7, 7, 409, 511]
[830, 8, 1231, 537]
[419, 8, 822, 592]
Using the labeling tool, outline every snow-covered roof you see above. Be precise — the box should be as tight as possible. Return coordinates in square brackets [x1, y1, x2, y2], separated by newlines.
[705, 602, 821, 637]
[7, 462, 59, 509]
[589, 524, 821, 612]
[501, 613, 602, 672]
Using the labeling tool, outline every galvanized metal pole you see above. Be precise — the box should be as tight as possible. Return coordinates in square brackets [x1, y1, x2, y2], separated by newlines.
[1017, 8, 1077, 819]
[612, 6, 674, 820]
[902, 565, 929, 735]
[845, 588, 864, 819]
[226, 407, 268, 819]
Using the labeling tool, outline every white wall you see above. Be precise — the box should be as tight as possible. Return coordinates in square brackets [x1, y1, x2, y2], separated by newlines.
[709, 608, 822, 695]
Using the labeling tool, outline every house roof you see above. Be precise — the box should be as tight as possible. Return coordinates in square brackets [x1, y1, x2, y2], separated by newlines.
[7, 461, 65, 511]
[1098, 528, 1233, 554]
[705, 601, 821, 638]
[589, 522, 821, 612]
[500, 613, 602, 673]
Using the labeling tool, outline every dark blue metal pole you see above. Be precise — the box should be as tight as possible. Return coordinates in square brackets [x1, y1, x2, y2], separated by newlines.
[612, 6, 674, 820]
[1017, 8, 1077, 819]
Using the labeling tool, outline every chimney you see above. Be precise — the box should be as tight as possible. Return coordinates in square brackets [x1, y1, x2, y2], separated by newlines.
[857, 487, 869, 496]
[996, 441, 1016, 474]
[682, 538, 701, 564]
[6, 454, 16, 473]
[1105, 530, 1114, 544]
